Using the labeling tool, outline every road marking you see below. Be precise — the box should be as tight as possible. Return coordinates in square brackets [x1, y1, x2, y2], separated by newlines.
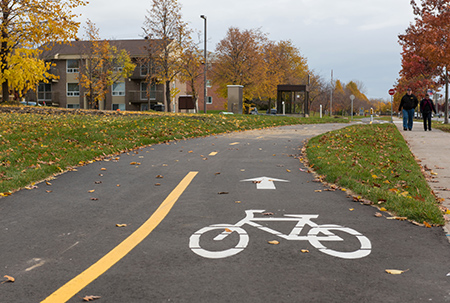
[41, 171, 198, 303]
[240, 176, 289, 189]
[209, 152, 218, 156]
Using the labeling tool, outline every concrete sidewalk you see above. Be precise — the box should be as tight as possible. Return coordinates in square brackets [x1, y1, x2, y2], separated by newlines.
[392, 117, 450, 237]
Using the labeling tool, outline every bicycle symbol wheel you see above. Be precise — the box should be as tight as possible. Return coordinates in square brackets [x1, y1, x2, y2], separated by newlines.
[307, 224, 372, 259]
[189, 224, 249, 259]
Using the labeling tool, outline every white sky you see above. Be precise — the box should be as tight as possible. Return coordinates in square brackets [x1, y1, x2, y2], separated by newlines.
[74, 0, 416, 99]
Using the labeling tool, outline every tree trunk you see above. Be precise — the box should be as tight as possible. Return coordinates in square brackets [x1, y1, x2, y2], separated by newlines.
[165, 80, 171, 112]
[445, 67, 449, 124]
[2, 81, 8, 103]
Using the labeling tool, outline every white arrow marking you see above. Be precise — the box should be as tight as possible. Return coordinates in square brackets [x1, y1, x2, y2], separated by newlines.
[240, 176, 289, 189]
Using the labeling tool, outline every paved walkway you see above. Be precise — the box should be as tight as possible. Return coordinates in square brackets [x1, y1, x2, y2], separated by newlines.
[392, 117, 450, 237]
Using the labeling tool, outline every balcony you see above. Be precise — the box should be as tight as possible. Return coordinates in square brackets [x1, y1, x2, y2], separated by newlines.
[127, 90, 164, 103]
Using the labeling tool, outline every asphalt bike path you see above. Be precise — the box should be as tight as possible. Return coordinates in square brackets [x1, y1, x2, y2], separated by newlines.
[1, 123, 450, 302]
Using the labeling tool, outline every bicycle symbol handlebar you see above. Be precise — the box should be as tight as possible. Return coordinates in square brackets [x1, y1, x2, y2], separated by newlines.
[189, 210, 371, 259]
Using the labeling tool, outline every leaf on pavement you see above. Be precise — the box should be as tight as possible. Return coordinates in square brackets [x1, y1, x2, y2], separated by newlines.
[83, 295, 101, 301]
[218, 192, 229, 195]
[423, 221, 432, 228]
[100, 168, 107, 171]
[156, 175, 163, 178]
[374, 212, 383, 217]
[224, 228, 232, 233]
[379, 207, 387, 212]
[263, 212, 274, 216]
[386, 217, 408, 221]
[88, 189, 95, 193]
[301, 249, 309, 253]
[1, 275, 15, 284]
[385, 269, 409, 275]
[268, 240, 280, 245]
[90, 197, 99, 201]
[116, 224, 127, 227]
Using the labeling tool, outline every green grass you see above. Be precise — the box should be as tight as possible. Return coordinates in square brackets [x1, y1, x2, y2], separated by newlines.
[0, 109, 346, 194]
[306, 123, 445, 225]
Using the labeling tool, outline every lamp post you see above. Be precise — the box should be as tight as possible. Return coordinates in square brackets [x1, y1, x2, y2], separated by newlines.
[200, 15, 207, 114]
[350, 95, 355, 121]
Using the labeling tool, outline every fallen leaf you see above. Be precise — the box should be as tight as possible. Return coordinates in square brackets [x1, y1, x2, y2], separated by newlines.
[224, 228, 232, 233]
[385, 269, 409, 275]
[90, 197, 99, 201]
[100, 168, 107, 171]
[218, 192, 229, 195]
[116, 224, 127, 227]
[1, 275, 15, 284]
[155, 183, 161, 186]
[46, 190, 52, 193]
[301, 249, 309, 253]
[315, 190, 322, 193]
[349, 208, 354, 211]
[423, 221, 432, 228]
[268, 240, 280, 245]
[156, 175, 163, 178]
[286, 169, 291, 173]
[94, 181, 102, 184]
[380, 207, 387, 212]
[263, 212, 274, 216]
[386, 217, 408, 221]
[215, 172, 221, 175]
[83, 295, 102, 301]
[130, 162, 137, 165]
[235, 201, 241, 203]
[88, 189, 95, 193]
[45, 181, 52, 186]
[374, 212, 383, 217]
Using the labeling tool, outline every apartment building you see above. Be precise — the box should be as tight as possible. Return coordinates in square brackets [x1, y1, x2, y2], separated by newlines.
[24, 39, 227, 112]
[25, 39, 176, 111]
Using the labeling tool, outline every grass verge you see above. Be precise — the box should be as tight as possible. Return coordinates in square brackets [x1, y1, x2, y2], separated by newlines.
[306, 123, 445, 225]
[0, 108, 346, 194]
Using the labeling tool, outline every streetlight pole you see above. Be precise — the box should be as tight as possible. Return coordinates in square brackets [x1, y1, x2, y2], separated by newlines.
[200, 15, 207, 114]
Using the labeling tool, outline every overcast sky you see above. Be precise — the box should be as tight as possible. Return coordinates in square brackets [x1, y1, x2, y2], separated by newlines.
[74, 0, 416, 100]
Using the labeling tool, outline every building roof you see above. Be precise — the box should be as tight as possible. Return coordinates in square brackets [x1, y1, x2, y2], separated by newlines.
[40, 39, 166, 59]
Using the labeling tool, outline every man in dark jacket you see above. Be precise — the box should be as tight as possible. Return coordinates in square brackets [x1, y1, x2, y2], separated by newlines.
[420, 94, 437, 131]
[398, 88, 419, 130]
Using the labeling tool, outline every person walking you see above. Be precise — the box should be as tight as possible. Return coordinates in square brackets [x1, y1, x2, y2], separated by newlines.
[398, 88, 419, 130]
[420, 94, 437, 131]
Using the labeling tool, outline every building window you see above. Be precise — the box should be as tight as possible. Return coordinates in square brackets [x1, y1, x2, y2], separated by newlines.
[38, 83, 52, 101]
[140, 82, 156, 100]
[112, 104, 126, 111]
[67, 83, 80, 97]
[206, 96, 213, 104]
[112, 82, 125, 96]
[67, 104, 80, 109]
[140, 64, 149, 77]
[67, 59, 79, 73]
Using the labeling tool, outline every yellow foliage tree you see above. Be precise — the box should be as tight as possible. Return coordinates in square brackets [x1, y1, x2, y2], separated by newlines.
[78, 20, 136, 109]
[0, 0, 87, 102]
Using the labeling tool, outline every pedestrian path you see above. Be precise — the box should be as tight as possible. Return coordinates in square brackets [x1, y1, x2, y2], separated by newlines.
[392, 118, 450, 237]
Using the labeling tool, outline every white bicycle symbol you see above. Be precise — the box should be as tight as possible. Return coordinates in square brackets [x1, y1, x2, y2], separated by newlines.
[189, 210, 371, 259]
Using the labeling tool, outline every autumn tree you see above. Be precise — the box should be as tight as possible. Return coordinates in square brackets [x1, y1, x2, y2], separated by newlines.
[258, 39, 309, 108]
[213, 27, 267, 100]
[178, 39, 203, 112]
[399, 0, 450, 122]
[142, 0, 191, 112]
[78, 20, 135, 109]
[0, 0, 87, 103]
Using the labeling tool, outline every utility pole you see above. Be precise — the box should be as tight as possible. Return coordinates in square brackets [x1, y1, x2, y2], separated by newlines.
[200, 15, 207, 114]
